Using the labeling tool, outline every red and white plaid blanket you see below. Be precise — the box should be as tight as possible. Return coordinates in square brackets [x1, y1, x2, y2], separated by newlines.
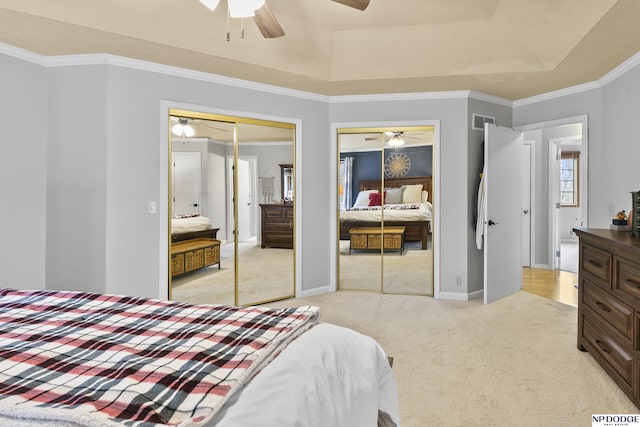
[0, 288, 319, 426]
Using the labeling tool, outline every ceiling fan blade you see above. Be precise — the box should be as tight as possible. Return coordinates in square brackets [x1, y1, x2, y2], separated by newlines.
[364, 136, 383, 141]
[331, 0, 370, 11]
[254, 3, 285, 38]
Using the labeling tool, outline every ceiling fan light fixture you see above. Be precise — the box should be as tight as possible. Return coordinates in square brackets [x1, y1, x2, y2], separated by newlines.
[199, 0, 221, 11]
[228, 0, 265, 17]
[388, 135, 405, 147]
[172, 123, 195, 138]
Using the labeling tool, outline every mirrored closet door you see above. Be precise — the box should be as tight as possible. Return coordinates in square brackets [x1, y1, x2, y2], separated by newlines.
[337, 126, 434, 295]
[168, 109, 295, 306]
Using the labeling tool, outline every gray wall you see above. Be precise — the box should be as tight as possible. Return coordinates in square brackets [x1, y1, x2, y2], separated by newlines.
[329, 98, 473, 297]
[46, 65, 108, 293]
[0, 52, 48, 290]
[5, 43, 640, 302]
[514, 60, 640, 242]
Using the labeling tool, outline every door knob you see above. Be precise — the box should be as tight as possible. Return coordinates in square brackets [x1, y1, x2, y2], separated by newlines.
[523, 209, 529, 214]
[487, 219, 498, 226]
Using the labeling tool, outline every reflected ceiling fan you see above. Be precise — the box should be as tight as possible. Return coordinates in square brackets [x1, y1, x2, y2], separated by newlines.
[199, 0, 370, 39]
[365, 131, 424, 147]
[170, 117, 230, 138]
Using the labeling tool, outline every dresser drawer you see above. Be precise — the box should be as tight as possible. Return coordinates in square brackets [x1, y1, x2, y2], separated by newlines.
[582, 315, 633, 386]
[264, 208, 286, 219]
[583, 280, 633, 342]
[582, 243, 612, 286]
[615, 257, 640, 301]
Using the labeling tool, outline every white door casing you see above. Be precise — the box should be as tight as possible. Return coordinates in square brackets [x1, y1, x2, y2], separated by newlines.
[484, 124, 524, 304]
[521, 143, 532, 267]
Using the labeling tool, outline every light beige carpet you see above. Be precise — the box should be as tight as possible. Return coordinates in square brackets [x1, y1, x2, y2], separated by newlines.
[171, 240, 294, 306]
[268, 291, 637, 427]
[339, 241, 433, 295]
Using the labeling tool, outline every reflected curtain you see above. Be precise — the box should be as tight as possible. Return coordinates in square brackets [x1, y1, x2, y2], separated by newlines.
[340, 157, 354, 210]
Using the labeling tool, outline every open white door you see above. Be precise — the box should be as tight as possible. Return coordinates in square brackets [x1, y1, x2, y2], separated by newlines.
[484, 124, 524, 304]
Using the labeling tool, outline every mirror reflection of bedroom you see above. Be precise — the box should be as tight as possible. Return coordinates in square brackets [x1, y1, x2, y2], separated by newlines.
[169, 110, 295, 306]
[338, 126, 434, 295]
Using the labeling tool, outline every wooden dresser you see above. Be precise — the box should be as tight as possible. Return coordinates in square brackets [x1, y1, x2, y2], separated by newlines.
[574, 228, 640, 407]
[260, 204, 293, 249]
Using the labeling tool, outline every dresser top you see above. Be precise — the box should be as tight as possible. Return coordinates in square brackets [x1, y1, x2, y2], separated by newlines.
[573, 228, 640, 258]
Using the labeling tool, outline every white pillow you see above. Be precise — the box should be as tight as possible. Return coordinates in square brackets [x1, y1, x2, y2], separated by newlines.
[402, 184, 423, 204]
[422, 190, 429, 203]
[354, 190, 378, 207]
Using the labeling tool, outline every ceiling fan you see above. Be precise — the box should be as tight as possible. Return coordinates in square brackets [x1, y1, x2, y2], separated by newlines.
[365, 131, 424, 147]
[170, 117, 230, 138]
[199, 0, 370, 39]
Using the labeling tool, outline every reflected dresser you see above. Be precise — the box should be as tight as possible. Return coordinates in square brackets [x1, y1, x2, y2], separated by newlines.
[260, 204, 293, 249]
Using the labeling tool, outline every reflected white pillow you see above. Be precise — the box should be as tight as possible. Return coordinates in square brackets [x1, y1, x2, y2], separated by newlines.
[354, 190, 378, 207]
[384, 187, 404, 204]
[402, 184, 423, 204]
[422, 190, 429, 203]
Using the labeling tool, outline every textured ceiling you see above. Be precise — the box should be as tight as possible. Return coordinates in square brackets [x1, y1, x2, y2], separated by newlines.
[0, 0, 639, 100]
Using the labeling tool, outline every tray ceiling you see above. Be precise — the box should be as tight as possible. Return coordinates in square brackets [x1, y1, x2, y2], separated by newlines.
[0, 0, 638, 100]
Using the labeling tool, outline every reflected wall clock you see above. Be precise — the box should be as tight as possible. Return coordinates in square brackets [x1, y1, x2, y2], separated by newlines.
[384, 153, 411, 178]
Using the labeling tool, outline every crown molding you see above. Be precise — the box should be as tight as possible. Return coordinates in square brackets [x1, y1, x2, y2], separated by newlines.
[0, 42, 46, 65]
[328, 90, 472, 104]
[3, 41, 638, 109]
[514, 50, 640, 108]
[467, 91, 513, 107]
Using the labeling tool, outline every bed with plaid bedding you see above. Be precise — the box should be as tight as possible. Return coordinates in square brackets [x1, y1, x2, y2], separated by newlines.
[0, 288, 319, 426]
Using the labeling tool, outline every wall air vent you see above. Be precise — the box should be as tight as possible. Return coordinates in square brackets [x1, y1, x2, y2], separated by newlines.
[472, 113, 496, 131]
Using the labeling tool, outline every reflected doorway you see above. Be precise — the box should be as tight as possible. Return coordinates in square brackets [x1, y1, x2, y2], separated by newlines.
[168, 110, 296, 306]
[337, 126, 434, 295]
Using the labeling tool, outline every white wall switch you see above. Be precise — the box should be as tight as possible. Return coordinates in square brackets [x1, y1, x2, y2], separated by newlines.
[146, 201, 157, 215]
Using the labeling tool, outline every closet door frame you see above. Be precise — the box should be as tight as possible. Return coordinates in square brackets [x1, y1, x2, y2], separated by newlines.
[330, 120, 440, 298]
[160, 102, 302, 304]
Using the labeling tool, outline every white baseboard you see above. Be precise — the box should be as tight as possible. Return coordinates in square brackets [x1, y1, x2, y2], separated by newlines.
[438, 290, 483, 301]
[531, 263, 551, 270]
[298, 286, 333, 299]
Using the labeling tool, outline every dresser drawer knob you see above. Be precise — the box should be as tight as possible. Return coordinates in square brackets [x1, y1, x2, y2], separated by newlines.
[626, 278, 640, 288]
[595, 301, 611, 312]
[588, 260, 603, 268]
[595, 339, 611, 354]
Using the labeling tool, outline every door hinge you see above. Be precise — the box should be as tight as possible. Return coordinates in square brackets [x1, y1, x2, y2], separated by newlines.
[556, 203, 561, 209]
[556, 251, 561, 257]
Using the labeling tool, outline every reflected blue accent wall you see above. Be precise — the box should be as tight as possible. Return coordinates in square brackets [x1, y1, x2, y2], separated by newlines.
[340, 146, 432, 206]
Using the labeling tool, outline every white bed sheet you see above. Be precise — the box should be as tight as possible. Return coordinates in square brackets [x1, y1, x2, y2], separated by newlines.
[340, 202, 432, 223]
[209, 323, 400, 427]
[171, 216, 213, 234]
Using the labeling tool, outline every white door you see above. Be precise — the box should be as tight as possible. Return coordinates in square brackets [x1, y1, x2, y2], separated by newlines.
[172, 152, 201, 216]
[484, 124, 524, 304]
[237, 158, 252, 242]
[521, 143, 532, 267]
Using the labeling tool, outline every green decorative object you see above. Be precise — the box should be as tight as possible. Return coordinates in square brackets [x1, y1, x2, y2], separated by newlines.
[632, 191, 640, 238]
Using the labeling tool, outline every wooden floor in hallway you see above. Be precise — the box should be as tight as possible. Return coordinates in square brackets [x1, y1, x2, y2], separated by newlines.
[522, 267, 578, 307]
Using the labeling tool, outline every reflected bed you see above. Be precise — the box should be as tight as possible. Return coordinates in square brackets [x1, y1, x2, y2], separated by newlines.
[340, 176, 432, 249]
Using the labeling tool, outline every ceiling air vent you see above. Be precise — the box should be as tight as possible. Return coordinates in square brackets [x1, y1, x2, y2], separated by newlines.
[472, 113, 495, 131]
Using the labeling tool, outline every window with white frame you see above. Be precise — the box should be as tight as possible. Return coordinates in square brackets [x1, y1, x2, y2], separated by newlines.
[560, 151, 579, 207]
